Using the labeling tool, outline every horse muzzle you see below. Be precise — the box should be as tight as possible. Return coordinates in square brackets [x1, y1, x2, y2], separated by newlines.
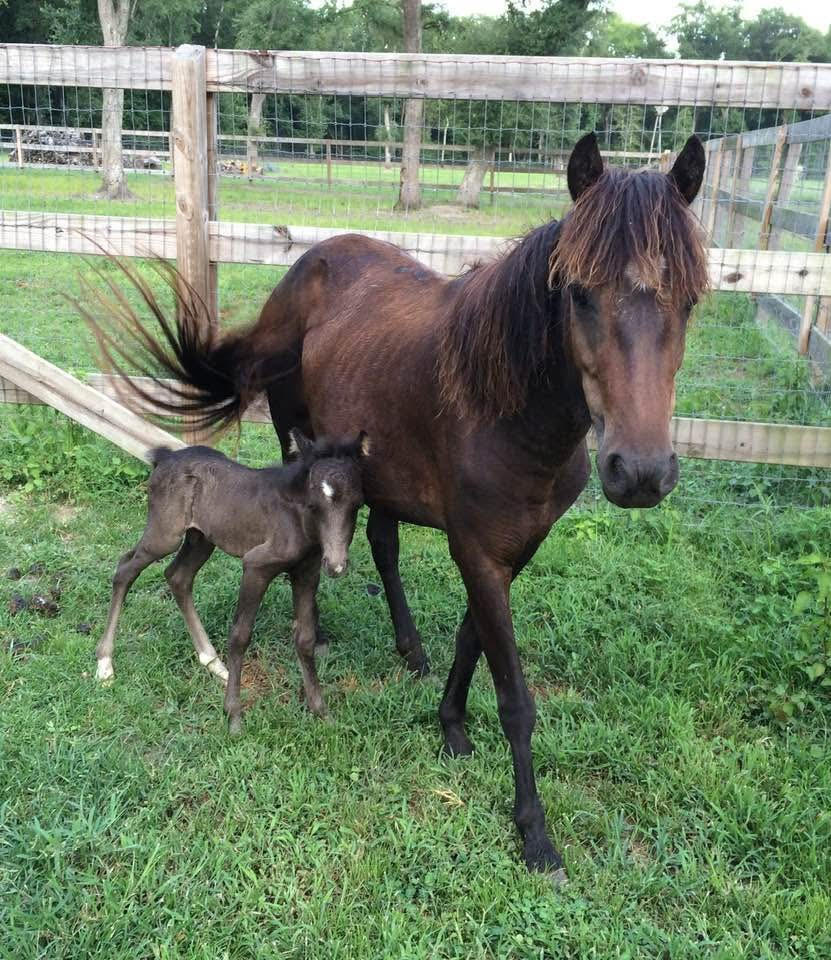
[597, 448, 679, 508]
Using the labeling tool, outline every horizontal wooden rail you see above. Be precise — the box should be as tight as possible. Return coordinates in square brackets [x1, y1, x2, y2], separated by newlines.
[2, 45, 831, 108]
[0, 335, 185, 462]
[2, 372, 822, 469]
[1, 211, 830, 296]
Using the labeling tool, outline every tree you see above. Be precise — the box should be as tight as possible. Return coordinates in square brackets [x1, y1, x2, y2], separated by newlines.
[395, 0, 423, 212]
[97, 0, 134, 199]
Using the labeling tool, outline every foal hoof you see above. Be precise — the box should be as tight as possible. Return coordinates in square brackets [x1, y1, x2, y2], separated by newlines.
[95, 657, 114, 683]
[406, 654, 431, 678]
[227, 715, 243, 737]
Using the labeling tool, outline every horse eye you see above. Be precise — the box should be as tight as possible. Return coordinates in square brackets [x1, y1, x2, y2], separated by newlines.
[570, 285, 591, 308]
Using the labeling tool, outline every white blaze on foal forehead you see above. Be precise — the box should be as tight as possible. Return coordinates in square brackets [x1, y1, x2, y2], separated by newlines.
[322, 481, 334, 499]
[624, 255, 666, 291]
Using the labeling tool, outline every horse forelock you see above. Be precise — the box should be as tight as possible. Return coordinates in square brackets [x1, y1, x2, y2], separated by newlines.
[548, 168, 710, 307]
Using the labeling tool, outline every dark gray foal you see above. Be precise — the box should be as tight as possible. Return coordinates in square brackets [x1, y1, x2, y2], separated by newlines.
[96, 430, 368, 730]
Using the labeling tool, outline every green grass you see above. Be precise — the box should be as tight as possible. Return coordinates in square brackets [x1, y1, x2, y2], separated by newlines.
[1, 424, 831, 958]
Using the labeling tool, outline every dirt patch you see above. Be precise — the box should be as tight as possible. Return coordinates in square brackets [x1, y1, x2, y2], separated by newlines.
[53, 504, 79, 525]
[240, 655, 290, 710]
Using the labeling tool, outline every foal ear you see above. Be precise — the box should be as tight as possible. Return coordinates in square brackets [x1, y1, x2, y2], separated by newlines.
[668, 135, 706, 205]
[288, 428, 314, 458]
[354, 431, 371, 459]
[567, 132, 604, 202]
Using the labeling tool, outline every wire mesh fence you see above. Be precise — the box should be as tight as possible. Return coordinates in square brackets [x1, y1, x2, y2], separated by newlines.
[0, 45, 829, 512]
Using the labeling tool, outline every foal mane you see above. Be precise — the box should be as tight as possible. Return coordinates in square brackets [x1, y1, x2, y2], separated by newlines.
[438, 166, 709, 421]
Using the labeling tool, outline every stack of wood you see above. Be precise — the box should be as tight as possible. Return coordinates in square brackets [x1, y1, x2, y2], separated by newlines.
[12, 128, 94, 165]
[219, 158, 263, 176]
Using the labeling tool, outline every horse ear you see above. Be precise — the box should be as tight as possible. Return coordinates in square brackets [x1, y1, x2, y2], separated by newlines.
[567, 132, 603, 202]
[355, 431, 371, 459]
[288, 428, 314, 458]
[668, 135, 706, 205]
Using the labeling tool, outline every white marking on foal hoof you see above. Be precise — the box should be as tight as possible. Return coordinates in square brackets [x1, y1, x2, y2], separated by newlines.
[199, 652, 229, 684]
[96, 657, 114, 683]
[551, 867, 569, 889]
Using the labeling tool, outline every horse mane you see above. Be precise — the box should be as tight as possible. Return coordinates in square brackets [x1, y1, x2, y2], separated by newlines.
[438, 220, 561, 421]
[549, 167, 710, 308]
[438, 166, 710, 421]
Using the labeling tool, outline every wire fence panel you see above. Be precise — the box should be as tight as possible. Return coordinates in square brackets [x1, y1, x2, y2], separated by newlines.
[0, 44, 829, 512]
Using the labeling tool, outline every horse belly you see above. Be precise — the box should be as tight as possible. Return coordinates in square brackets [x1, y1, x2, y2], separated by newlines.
[301, 315, 447, 529]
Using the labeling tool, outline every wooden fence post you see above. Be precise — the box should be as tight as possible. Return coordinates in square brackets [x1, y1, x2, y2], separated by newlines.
[326, 140, 332, 189]
[703, 138, 724, 243]
[759, 125, 787, 251]
[171, 44, 214, 442]
[206, 91, 219, 327]
[798, 146, 831, 355]
[725, 137, 743, 246]
[771, 141, 803, 250]
[14, 125, 23, 168]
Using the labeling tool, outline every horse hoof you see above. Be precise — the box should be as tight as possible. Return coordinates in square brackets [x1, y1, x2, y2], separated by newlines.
[523, 836, 564, 875]
[227, 715, 243, 737]
[551, 867, 569, 889]
[407, 655, 431, 677]
[442, 731, 474, 758]
[314, 640, 330, 657]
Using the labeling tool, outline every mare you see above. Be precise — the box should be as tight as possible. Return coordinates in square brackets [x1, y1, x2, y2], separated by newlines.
[86, 133, 709, 876]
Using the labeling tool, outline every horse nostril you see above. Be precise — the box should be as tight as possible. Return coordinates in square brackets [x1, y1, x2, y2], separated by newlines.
[606, 452, 627, 484]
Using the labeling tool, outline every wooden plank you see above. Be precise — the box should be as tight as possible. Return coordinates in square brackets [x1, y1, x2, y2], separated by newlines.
[742, 113, 831, 148]
[0, 211, 177, 257]
[669, 417, 831, 467]
[2, 211, 830, 296]
[756, 293, 831, 377]
[205, 50, 831, 108]
[725, 142, 743, 246]
[206, 92, 219, 327]
[86, 374, 831, 468]
[14, 125, 22, 168]
[0, 333, 185, 463]
[716, 188, 822, 244]
[4, 45, 831, 108]
[759, 125, 787, 251]
[0, 44, 173, 90]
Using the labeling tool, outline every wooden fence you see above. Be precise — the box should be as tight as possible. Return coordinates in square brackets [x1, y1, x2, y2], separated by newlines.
[1, 42, 830, 469]
[696, 113, 831, 371]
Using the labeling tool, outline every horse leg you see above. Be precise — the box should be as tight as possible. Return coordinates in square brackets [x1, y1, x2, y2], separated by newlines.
[439, 539, 542, 759]
[366, 508, 430, 676]
[164, 529, 225, 683]
[438, 610, 480, 757]
[448, 533, 563, 877]
[96, 530, 183, 681]
[290, 550, 327, 717]
[223, 548, 280, 736]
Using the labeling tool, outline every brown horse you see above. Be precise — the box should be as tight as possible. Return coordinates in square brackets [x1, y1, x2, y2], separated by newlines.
[87, 133, 708, 877]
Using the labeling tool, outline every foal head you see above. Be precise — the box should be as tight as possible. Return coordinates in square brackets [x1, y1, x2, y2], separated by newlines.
[550, 133, 708, 508]
[290, 430, 370, 578]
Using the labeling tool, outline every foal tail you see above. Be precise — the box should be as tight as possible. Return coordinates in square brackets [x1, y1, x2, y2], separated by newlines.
[77, 257, 298, 435]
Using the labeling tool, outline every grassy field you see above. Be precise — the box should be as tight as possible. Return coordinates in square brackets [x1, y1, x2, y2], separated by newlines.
[2, 419, 831, 958]
[1, 156, 830, 956]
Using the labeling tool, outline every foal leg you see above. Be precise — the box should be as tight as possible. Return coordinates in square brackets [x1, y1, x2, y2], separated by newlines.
[223, 547, 280, 736]
[366, 508, 430, 676]
[290, 551, 327, 717]
[449, 535, 563, 877]
[95, 531, 182, 681]
[164, 529, 226, 683]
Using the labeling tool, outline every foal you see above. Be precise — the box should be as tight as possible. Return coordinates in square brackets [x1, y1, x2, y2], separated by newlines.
[96, 430, 369, 731]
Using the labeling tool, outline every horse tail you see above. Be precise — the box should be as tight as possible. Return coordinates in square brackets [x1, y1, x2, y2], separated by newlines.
[77, 256, 299, 436]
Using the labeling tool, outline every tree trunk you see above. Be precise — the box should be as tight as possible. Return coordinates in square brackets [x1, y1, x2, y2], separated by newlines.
[247, 92, 266, 177]
[383, 104, 393, 169]
[395, 0, 422, 212]
[456, 145, 495, 209]
[97, 0, 132, 200]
